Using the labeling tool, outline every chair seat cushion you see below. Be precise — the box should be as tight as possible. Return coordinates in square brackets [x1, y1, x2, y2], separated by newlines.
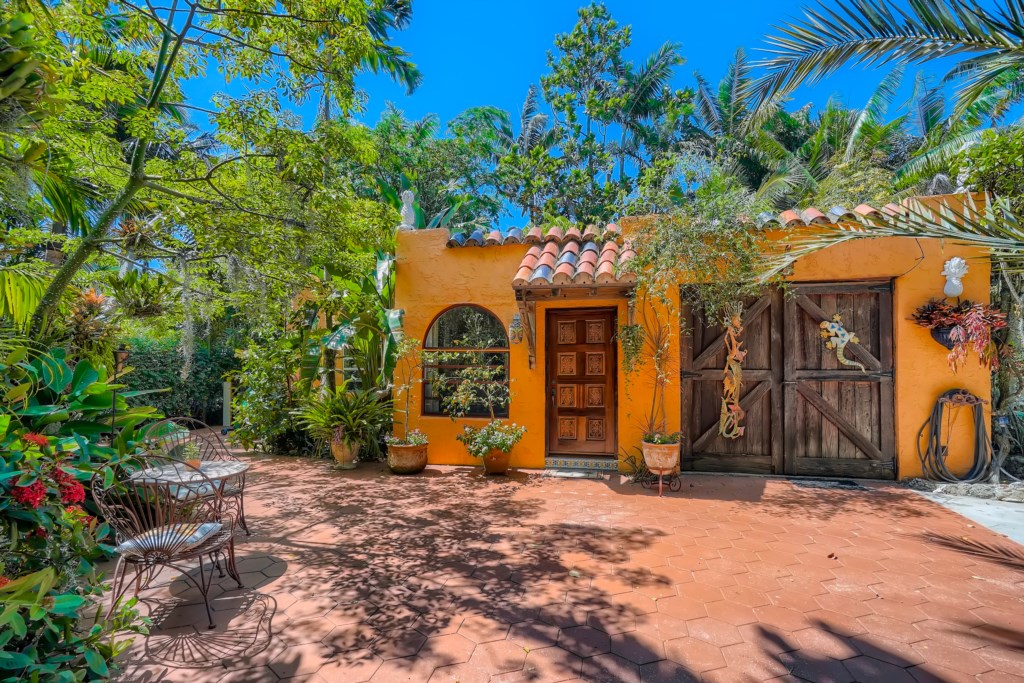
[115, 522, 222, 556]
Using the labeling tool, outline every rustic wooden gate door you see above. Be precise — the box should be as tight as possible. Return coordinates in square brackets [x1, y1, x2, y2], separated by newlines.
[783, 282, 896, 479]
[546, 309, 617, 457]
[680, 291, 783, 474]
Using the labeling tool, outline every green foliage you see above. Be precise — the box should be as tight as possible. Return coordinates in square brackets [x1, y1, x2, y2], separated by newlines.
[293, 383, 393, 451]
[105, 272, 176, 318]
[956, 127, 1024, 214]
[811, 158, 897, 209]
[121, 335, 238, 421]
[228, 330, 311, 454]
[0, 341, 157, 681]
[456, 421, 526, 458]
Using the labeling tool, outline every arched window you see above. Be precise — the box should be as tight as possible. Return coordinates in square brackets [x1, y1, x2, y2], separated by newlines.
[422, 305, 510, 418]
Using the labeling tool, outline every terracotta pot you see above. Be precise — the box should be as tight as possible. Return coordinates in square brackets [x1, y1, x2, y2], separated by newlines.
[387, 443, 428, 475]
[482, 449, 512, 475]
[930, 326, 958, 350]
[642, 441, 680, 473]
[330, 427, 360, 469]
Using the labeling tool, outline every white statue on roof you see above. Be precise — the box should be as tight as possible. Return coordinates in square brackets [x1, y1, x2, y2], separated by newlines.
[399, 190, 416, 231]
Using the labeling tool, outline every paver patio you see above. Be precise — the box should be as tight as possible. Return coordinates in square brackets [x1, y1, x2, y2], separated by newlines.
[115, 456, 1024, 682]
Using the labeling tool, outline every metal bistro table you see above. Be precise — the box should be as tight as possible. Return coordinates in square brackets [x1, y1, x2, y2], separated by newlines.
[130, 460, 250, 528]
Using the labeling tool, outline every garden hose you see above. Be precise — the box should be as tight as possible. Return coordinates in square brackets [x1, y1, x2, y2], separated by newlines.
[917, 389, 992, 483]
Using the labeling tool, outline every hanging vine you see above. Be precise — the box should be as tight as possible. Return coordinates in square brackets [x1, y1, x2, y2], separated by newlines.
[718, 314, 746, 439]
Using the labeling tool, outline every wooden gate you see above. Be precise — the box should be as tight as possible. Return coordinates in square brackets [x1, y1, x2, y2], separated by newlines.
[680, 290, 783, 474]
[681, 282, 896, 479]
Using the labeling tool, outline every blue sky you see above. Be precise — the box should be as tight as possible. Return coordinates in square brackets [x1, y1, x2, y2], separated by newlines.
[185, 0, 964, 132]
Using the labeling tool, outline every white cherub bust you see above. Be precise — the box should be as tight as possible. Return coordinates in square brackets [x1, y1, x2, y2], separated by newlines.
[941, 256, 968, 298]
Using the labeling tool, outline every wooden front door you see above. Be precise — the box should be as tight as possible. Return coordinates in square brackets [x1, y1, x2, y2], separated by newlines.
[546, 309, 617, 457]
[783, 282, 895, 479]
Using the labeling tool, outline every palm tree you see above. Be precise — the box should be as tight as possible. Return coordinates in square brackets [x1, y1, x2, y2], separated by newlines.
[753, 0, 1024, 119]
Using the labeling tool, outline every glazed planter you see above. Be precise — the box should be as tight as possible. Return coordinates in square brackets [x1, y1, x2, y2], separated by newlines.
[387, 443, 428, 475]
[642, 441, 680, 473]
[482, 449, 512, 475]
[930, 326, 958, 350]
[330, 428, 360, 469]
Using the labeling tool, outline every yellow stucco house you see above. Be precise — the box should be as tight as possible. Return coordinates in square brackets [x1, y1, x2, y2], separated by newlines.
[392, 194, 992, 481]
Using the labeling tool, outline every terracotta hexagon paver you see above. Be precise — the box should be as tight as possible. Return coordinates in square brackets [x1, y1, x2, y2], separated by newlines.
[609, 631, 666, 665]
[316, 648, 383, 682]
[371, 627, 427, 660]
[664, 636, 726, 672]
[458, 615, 510, 643]
[581, 652, 641, 683]
[558, 625, 611, 657]
[268, 642, 335, 678]
[467, 639, 528, 675]
[506, 619, 560, 649]
[517, 646, 583, 682]
[112, 459, 1024, 683]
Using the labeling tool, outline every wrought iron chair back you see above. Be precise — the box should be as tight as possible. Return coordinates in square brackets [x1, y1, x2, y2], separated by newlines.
[92, 454, 242, 628]
[138, 417, 250, 534]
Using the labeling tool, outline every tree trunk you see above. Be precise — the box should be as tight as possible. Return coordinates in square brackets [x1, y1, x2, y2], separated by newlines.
[29, 169, 144, 336]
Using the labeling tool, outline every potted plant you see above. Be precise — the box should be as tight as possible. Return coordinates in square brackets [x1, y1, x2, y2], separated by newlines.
[911, 299, 1006, 372]
[386, 337, 430, 474]
[621, 296, 682, 473]
[456, 421, 527, 474]
[294, 382, 393, 469]
[425, 350, 524, 475]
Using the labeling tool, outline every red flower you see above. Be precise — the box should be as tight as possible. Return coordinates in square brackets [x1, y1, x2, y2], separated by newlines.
[59, 481, 86, 505]
[51, 467, 75, 486]
[21, 432, 49, 448]
[12, 480, 47, 509]
[0, 576, 9, 589]
[32, 527, 47, 538]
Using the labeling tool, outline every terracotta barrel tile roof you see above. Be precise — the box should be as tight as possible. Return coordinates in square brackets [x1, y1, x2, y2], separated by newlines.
[755, 202, 907, 229]
[507, 223, 634, 287]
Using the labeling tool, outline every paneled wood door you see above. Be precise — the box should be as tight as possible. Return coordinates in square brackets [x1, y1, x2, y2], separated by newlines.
[546, 309, 617, 457]
[681, 291, 783, 474]
[784, 282, 896, 479]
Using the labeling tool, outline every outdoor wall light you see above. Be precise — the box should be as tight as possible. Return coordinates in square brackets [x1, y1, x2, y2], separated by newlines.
[941, 257, 968, 299]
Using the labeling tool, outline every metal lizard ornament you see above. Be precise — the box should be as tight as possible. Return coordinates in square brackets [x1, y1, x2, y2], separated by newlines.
[819, 314, 866, 372]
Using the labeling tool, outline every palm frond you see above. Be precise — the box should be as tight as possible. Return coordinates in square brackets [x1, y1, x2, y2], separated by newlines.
[907, 72, 946, 136]
[0, 264, 46, 330]
[694, 73, 724, 137]
[753, 0, 1024, 116]
[844, 66, 904, 161]
[895, 128, 986, 187]
[764, 194, 1024, 282]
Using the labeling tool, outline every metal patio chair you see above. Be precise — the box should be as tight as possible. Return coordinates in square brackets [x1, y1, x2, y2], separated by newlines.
[92, 455, 243, 629]
[141, 417, 250, 535]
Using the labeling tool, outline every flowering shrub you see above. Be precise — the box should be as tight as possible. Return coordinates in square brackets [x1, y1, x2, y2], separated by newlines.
[642, 431, 682, 445]
[1, 347, 158, 680]
[456, 421, 526, 458]
[386, 429, 428, 447]
[911, 299, 1007, 372]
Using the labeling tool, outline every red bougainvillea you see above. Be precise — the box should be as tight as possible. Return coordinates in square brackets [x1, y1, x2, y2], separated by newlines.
[12, 480, 47, 509]
[21, 432, 49, 448]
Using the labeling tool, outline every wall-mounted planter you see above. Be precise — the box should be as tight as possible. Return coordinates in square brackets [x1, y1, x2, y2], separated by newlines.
[930, 326, 958, 350]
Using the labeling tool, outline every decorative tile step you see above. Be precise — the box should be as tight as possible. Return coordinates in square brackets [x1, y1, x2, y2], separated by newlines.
[542, 469, 608, 480]
[544, 456, 619, 472]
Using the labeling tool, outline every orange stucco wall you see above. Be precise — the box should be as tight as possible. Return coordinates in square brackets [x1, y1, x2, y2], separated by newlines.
[394, 208, 991, 479]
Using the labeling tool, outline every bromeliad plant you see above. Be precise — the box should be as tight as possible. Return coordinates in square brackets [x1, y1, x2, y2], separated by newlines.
[911, 299, 1007, 372]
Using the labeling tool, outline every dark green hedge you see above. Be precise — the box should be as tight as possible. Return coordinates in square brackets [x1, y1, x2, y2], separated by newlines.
[122, 336, 240, 423]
